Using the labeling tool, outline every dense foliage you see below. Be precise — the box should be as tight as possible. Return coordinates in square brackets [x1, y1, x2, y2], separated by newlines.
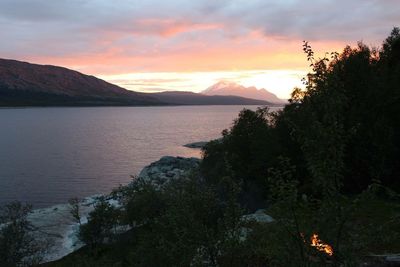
[203, 27, 400, 200]
[199, 27, 400, 266]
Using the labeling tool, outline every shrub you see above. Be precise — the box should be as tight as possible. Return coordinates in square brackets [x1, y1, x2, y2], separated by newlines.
[79, 197, 120, 248]
[0, 201, 44, 266]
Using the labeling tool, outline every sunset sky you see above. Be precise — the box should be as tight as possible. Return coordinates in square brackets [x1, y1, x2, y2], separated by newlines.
[1, 0, 399, 99]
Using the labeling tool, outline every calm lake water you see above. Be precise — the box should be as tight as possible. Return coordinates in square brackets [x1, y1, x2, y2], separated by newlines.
[0, 105, 275, 208]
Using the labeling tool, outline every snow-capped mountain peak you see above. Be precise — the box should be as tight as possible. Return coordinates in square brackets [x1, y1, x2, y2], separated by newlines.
[202, 81, 285, 104]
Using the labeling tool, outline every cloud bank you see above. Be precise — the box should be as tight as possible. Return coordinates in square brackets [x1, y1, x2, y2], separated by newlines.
[0, 0, 398, 96]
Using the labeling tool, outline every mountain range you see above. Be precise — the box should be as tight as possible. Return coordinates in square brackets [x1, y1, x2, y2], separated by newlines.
[202, 81, 285, 104]
[0, 58, 282, 106]
[149, 91, 270, 105]
[0, 58, 163, 106]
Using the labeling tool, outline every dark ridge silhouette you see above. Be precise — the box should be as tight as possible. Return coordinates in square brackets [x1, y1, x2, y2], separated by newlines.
[0, 58, 276, 107]
[149, 91, 274, 105]
[0, 58, 163, 106]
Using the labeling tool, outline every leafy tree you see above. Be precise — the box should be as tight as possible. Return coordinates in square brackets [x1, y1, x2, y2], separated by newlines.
[79, 197, 120, 248]
[0, 202, 44, 266]
[202, 107, 282, 210]
[113, 172, 245, 267]
[121, 178, 166, 226]
[68, 197, 82, 225]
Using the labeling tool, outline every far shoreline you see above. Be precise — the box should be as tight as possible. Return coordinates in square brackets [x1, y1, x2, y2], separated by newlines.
[27, 155, 202, 263]
[0, 104, 284, 109]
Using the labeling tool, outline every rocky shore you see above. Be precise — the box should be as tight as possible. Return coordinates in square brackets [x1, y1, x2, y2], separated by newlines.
[28, 195, 100, 262]
[183, 138, 222, 149]
[183, 141, 209, 149]
[138, 156, 200, 188]
[31, 156, 201, 263]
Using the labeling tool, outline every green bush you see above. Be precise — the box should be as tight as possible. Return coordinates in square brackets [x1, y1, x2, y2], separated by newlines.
[125, 176, 242, 266]
[202, 107, 282, 211]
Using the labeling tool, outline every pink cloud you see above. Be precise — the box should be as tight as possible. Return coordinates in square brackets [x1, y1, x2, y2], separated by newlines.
[133, 19, 222, 37]
[1, 0, 398, 78]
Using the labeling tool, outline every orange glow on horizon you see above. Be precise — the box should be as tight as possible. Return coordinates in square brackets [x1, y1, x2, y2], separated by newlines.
[99, 69, 307, 99]
[22, 31, 349, 99]
[2, 0, 396, 100]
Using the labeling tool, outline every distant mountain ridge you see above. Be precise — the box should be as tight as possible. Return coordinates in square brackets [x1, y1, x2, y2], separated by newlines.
[150, 91, 272, 105]
[0, 58, 162, 106]
[202, 81, 286, 104]
[0, 58, 277, 106]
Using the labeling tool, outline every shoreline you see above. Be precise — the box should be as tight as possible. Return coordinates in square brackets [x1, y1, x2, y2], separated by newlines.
[0, 104, 283, 110]
[31, 155, 201, 263]
[29, 195, 101, 262]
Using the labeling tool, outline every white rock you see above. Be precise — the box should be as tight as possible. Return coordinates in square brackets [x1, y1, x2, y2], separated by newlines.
[138, 156, 200, 188]
[28, 195, 119, 263]
[242, 209, 274, 223]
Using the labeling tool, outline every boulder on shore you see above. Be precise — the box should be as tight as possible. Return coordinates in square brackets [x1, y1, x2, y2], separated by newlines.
[183, 138, 222, 149]
[183, 141, 208, 149]
[242, 209, 274, 223]
[138, 156, 201, 188]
